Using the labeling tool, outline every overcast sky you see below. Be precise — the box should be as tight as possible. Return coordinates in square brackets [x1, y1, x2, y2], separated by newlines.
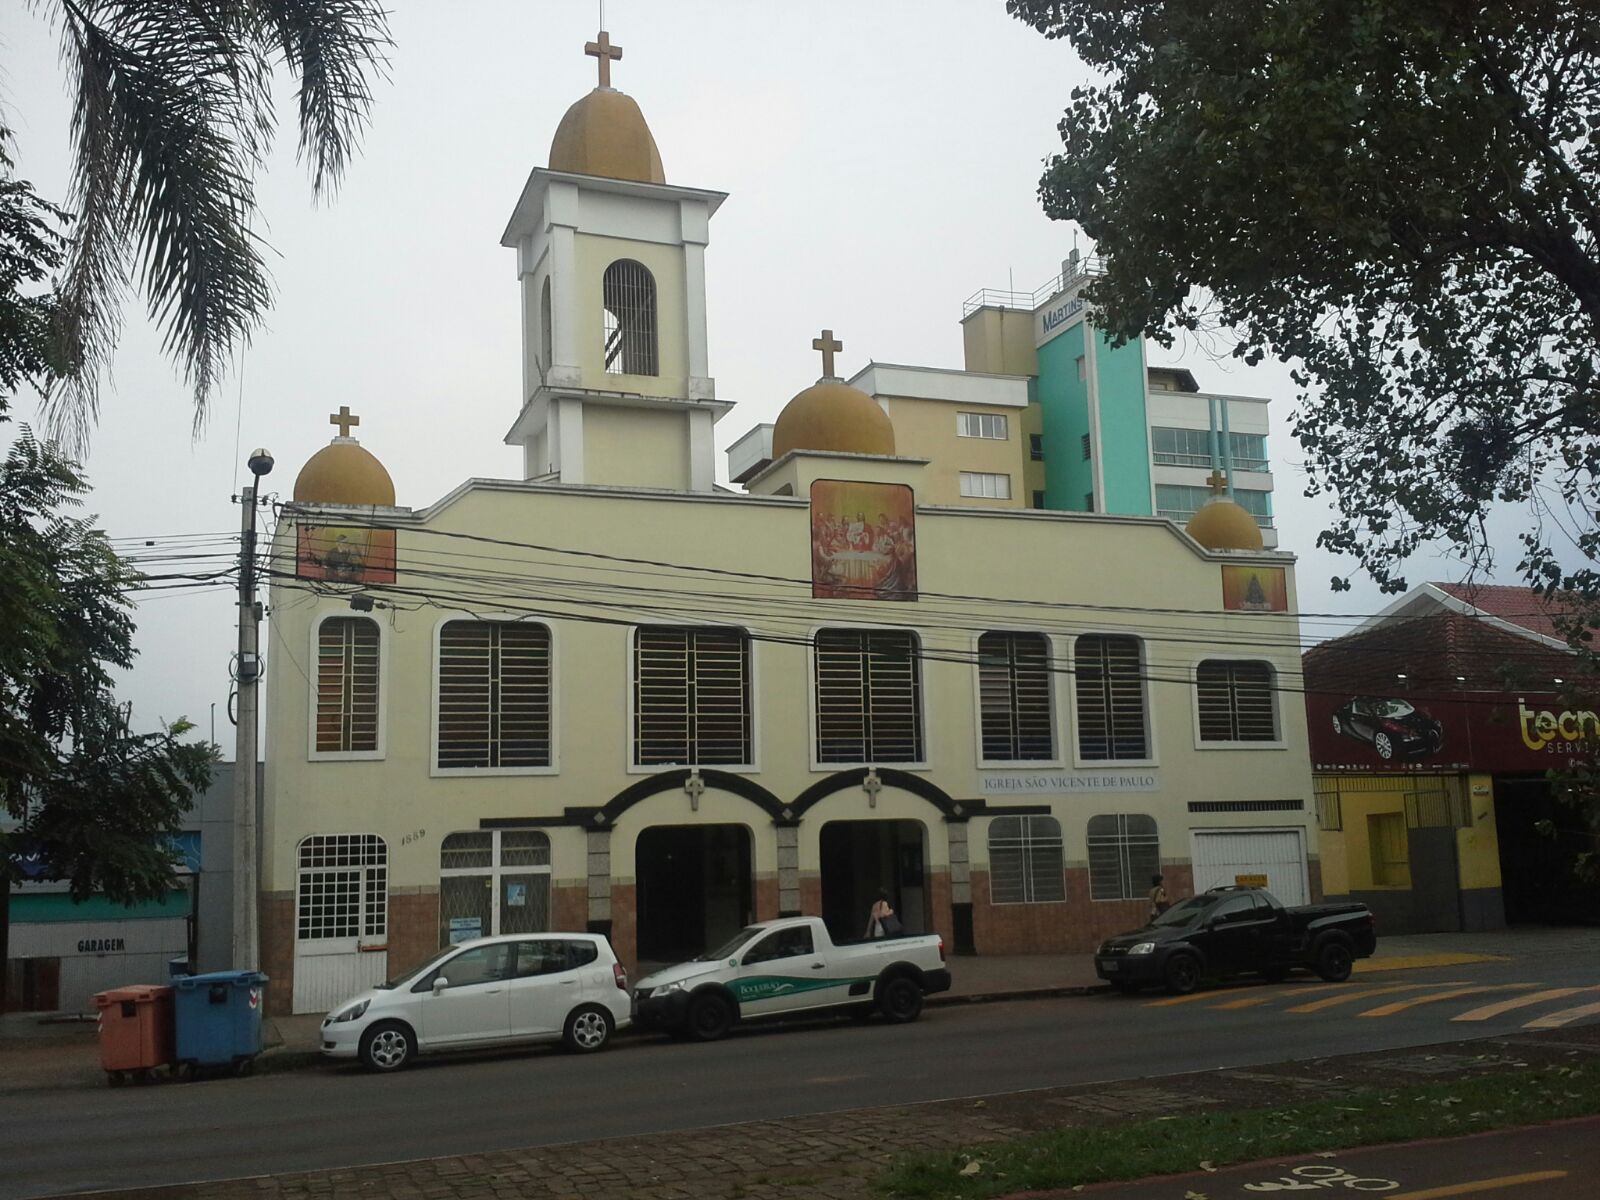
[0, 1, 1541, 743]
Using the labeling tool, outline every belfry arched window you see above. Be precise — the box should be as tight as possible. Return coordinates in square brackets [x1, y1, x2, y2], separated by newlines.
[602, 259, 657, 376]
[539, 276, 553, 377]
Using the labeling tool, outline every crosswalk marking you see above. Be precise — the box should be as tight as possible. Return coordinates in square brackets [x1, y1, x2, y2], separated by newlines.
[1357, 984, 1536, 1018]
[1212, 995, 1273, 1010]
[1284, 983, 1466, 1014]
[1144, 989, 1259, 1008]
[1452, 987, 1594, 1022]
[1524, 998, 1600, 1029]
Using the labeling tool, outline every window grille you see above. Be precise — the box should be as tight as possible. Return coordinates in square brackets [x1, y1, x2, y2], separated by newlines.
[601, 259, 657, 376]
[959, 471, 1012, 500]
[1196, 660, 1277, 742]
[634, 627, 753, 765]
[1081, 432, 1091, 460]
[315, 617, 380, 753]
[439, 830, 552, 944]
[1150, 427, 1268, 472]
[988, 815, 1065, 904]
[1074, 635, 1147, 759]
[1030, 433, 1044, 461]
[437, 620, 552, 769]
[957, 412, 1009, 439]
[1086, 814, 1160, 901]
[296, 834, 386, 940]
[814, 629, 924, 763]
[978, 632, 1054, 761]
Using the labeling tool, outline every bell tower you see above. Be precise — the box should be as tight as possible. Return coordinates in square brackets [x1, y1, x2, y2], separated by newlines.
[501, 30, 731, 491]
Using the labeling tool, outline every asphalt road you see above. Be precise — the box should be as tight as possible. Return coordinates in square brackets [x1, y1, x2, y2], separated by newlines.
[6, 952, 1599, 1200]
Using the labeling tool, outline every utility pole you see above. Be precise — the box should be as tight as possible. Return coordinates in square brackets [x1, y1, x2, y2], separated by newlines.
[232, 450, 274, 970]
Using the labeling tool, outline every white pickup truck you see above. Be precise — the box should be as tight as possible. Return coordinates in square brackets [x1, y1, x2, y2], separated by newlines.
[632, 916, 951, 1041]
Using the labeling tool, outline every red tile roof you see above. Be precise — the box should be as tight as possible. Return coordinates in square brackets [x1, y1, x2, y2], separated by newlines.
[1303, 610, 1572, 696]
[1431, 582, 1572, 640]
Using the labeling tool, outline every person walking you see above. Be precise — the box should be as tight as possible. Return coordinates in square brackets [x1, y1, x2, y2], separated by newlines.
[865, 889, 902, 938]
[1148, 874, 1170, 923]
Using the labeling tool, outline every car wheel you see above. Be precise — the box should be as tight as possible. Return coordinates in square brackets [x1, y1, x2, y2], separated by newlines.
[1163, 954, 1201, 995]
[563, 1005, 613, 1053]
[1314, 940, 1354, 983]
[359, 1021, 416, 1072]
[686, 992, 734, 1042]
[878, 975, 924, 1024]
[1374, 732, 1394, 760]
[1331, 714, 1343, 736]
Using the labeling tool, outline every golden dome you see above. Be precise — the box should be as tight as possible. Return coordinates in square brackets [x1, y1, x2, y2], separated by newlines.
[294, 439, 395, 507]
[548, 89, 665, 184]
[1186, 497, 1264, 551]
[772, 380, 896, 459]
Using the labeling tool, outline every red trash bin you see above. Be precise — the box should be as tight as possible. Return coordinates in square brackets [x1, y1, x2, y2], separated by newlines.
[93, 985, 175, 1085]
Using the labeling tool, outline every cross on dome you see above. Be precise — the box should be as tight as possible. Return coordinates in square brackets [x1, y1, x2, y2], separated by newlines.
[812, 329, 843, 378]
[1205, 467, 1228, 494]
[330, 406, 360, 438]
[585, 30, 623, 88]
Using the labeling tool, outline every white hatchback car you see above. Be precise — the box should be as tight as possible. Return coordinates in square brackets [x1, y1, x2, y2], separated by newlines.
[321, 932, 631, 1071]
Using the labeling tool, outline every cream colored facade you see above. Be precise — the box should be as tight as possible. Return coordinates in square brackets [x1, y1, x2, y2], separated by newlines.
[259, 35, 1320, 1016]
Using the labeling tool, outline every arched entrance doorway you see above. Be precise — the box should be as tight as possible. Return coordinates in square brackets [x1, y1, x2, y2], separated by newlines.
[819, 819, 930, 944]
[635, 824, 753, 963]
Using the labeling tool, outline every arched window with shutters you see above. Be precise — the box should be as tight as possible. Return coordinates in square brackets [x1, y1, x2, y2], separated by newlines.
[435, 619, 554, 771]
[601, 259, 657, 376]
[1086, 814, 1161, 901]
[1195, 659, 1279, 744]
[1073, 635, 1148, 761]
[538, 275, 553, 377]
[977, 631, 1055, 762]
[987, 815, 1065, 904]
[313, 616, 382, 757]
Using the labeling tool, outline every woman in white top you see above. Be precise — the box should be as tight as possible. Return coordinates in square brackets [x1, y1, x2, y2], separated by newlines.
[865, 889, 900, 938]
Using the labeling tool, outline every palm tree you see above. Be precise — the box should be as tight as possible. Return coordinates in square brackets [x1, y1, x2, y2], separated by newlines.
[28, 0, 391, 447]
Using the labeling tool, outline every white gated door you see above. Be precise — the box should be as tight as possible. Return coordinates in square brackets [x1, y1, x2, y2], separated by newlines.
[293, 834, 390, 1013]
[1190, 829, 1308, 905]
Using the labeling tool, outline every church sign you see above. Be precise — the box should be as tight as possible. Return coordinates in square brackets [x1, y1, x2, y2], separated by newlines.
[809, 480, 918, 601]
[1221, 564, 1287, 612]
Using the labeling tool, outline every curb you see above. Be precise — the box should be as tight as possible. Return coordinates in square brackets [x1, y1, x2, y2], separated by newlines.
[253, 983, 1112, 1073]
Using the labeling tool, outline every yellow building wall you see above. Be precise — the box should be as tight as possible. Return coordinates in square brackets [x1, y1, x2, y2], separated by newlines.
[961, 307, 1039, 376]
[573, 233, 688, 399]
[1457, 773, 1504, 889]
[263, 487, 1315, 898]
[882, 398, 1030, 507]
[583, 404, 690, 490]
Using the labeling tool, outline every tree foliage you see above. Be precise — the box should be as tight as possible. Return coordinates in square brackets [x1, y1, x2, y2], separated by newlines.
[1007, 0, 1599, 600]
[25, 0, 391, 446]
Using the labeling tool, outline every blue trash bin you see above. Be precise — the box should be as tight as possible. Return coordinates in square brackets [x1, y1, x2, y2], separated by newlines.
[172, 970, 267, 1073]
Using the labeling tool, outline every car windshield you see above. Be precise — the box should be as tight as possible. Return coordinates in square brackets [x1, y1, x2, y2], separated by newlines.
[1375, 699, 1414, 717]
[1150, 894, 1221, 927]
[697, 927, 763, 961]
[375, 946, 460, 989]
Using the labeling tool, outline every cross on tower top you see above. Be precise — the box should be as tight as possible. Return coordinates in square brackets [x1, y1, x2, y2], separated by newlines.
[330, 406, 360, 438]
[585, 30, 623, 88]
[812, 329, 843, 378]
[1205, 467, 1228, 494]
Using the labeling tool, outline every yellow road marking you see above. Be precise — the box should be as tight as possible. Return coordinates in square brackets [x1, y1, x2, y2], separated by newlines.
[1389, 1169, 1567, 1198]
[1452, 986, 1596, 1022]
[1525, 998, 1600, 1029]
[1212, 995, 1273, 1010]
[1354, 952, 1508, 974]
[1358, 984, 1536, 1018]
[1144, 989, 1251, 1007]
[1285, 983, 1469, 1014]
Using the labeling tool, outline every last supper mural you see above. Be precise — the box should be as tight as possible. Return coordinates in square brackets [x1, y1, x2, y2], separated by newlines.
[809, 479, 918, 601]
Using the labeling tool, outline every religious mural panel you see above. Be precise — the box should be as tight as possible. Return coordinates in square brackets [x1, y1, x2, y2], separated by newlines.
[809, 479, 917, 601]
[296, 522, 397, 584]
[1221, 564, 1288, 612]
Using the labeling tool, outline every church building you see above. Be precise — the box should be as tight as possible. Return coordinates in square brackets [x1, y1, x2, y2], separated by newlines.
[260, 32, 1319, 1014]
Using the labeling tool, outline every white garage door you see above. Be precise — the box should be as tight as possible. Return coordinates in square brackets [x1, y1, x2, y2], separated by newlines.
[1191, 830, 1308, 905]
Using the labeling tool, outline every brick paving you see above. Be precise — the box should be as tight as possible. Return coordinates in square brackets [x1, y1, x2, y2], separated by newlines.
[59, 1024, 1600, 1200]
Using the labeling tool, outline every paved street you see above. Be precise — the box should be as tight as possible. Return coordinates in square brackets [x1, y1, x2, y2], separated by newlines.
[5, 945, 1600, 1200]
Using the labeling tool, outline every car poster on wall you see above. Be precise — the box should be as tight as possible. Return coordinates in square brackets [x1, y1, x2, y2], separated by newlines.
[809, 479, 918, 600]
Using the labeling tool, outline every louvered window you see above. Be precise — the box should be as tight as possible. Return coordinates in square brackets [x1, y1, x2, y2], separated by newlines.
[437, 621, 552, 769]
[814, 629, 924, 763]
[315, 617, 380, 753]
[1074, 635, 1147, 760]
[988, 815, 1065, 904]
[1196, 660, 1277, 742]
[979, 632, 1054, 761]
[602, 259, 657, 376]
[1086, 814, 1160, 901]
[634, 627, 752, 765]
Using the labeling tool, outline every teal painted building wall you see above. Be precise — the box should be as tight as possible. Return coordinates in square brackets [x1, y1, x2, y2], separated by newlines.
[1036, 321, 1090, 510]
[1094, 329, 1153, 516]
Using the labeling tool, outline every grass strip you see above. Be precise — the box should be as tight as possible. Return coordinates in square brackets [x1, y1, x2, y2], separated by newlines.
[874, 1063, 1600, 1198]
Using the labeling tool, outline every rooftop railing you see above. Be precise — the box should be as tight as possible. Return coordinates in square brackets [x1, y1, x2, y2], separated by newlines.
[961, 256, 1105, 318]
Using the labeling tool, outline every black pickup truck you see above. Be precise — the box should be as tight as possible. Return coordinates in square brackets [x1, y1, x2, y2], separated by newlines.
[1094, 886, 1376, 995]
